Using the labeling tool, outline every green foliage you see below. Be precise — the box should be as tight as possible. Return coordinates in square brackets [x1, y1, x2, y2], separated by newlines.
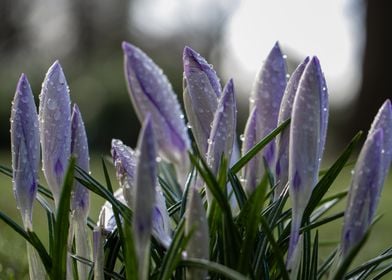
[1, 127, 392, 279]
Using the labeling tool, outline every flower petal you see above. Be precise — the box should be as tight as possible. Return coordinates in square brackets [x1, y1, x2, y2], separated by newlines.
[250, 42, 287, 169]
[111, 139, 172, 247]
[341, 128, 384, 257]
[274, 57, 310, 199]
[70, 104, 90, 218]
[185, 188, 209, 279]
[183, 46, 221, 155]
[206, 79, 237, 176]
[133, 116, 157, 279]
[11, 74, 40, 230]
[287, 56, 328, 262]
[39, 61, 71, 206]
[122, 42, 190, 167]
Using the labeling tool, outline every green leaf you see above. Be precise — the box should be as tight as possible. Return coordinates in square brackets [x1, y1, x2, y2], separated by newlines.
[158, 219, 190, 280]
[75, 166, 132, 223]
[0, 211, 52, 273]
[331, 230, 370, 280]
[304, 131, 363, 219]
[179, 258, 248, 280]
[310, 231, 319, 279]
[230, 119, 290, 174]
[51, 157, 76, 279]
[259, 216, 290, 280]
[345, 248, 392, 278]
[237, 177, 268, 274]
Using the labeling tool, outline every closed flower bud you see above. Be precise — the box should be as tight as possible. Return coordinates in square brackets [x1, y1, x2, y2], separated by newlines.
[274, 57, 310, 199]
[122, 42, 190, 177]
[341, 128, 384, 257]
[39, 61, 71, 206]
[111, 139, 171, 248]
[183, 46, 221, 155]
[11, 74, 40, 230]
[287, 56, 328, 265]
[133, 116, 157, 280]
[70, 104, 90, 218]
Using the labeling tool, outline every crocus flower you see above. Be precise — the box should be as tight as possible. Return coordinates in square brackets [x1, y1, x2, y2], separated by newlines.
[341, 128, 384, 257]
[11, 74, 40, 230]
[341, 100, 392, 257]
[287, 57, 328, 267]
[241, 106, 261, 195]
[185, 188, 209, 279]
[11, 74, 46, 280]
[133, 116, 157, 280]
[183, 46, 221, 155]
[122, 42, 190, 185]
[242, 42, 287, 192]
[274, 57, 310, 199]
[70, 104, 91, 280]
[206, 79, 236, 174]
[71, 104, 90, 218]
[368, 99, 392, 185]
[111, 139, 171, 248]
[39, 61, 71, 207]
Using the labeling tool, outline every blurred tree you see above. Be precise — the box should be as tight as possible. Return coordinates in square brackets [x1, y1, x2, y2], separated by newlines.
[69, 0, 130, 55]
[351, 0, 392, 136]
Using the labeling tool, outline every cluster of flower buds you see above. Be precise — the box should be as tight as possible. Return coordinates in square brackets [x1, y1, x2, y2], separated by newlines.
[11, 61, 91, 279]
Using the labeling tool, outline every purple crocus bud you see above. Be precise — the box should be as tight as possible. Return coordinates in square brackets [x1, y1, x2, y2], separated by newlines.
[122, 42, 190, 180]
[70, 104, 91, 279]
[183, 46, 221, 155]
[185, 188, 209, 279]
[206, 79, 237, 203]
[111, 139, 171, 247]
[341, 128, 384, 257]
[368, 99, 392, 181]
[39, 61, 71, 207]
[241, 106, 262, 195]
[133, 116, 157, 280]
[287, 57, 329, 265]
[11, 74, 40, 230]
[243, 42, 287, 192]
[111, 139, 137, 208]
[274, 57, 310, 200]
[71, 104, 90, 218]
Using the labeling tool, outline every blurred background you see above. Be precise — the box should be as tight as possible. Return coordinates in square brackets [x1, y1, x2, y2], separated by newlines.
[0, 0, 391, 277]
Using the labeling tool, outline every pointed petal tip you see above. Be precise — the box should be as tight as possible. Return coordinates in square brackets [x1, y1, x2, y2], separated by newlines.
[183, 45, 195, 58]
[17, 73, 30, 92]
[122, 41, 139, 55]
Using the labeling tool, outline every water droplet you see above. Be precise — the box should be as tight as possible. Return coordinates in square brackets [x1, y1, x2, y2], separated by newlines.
[239, 134, 245, 142]
[186, 123, 192, 129]
[47, 99, 57, 110]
